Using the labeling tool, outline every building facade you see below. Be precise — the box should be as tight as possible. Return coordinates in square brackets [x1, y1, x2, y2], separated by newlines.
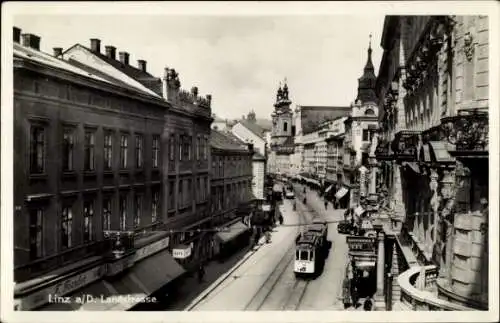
[13, 29, 213, 310]
[209, 130, 253, 257]
[373, 15, 489, 310]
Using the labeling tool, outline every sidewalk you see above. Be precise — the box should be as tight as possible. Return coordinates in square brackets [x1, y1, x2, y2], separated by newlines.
[161, 242, 252, 310]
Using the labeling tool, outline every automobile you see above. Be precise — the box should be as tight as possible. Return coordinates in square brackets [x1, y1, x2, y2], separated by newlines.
[337, 220, 353, 235]
[285, 190, 295, 199]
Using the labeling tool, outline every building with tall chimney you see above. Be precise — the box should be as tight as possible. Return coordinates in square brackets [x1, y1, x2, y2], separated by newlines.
[13, 29, 214, 311]
[268, 81, 295, 175]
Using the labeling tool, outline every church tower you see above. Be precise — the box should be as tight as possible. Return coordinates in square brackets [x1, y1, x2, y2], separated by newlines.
[271, 80, 293, 145]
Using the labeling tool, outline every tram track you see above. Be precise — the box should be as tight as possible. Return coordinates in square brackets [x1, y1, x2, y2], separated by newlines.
[246, 185, 325, 311]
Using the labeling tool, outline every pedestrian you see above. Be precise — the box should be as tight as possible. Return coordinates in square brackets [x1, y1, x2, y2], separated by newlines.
[363, 297, 373, 311]
[293, 201, 297, 211]
[324, 200, 328, 210]
[197, 263, 205, 283]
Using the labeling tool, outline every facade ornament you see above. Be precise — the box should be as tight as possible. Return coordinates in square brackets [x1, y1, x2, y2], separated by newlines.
[463, 31, 475, 62]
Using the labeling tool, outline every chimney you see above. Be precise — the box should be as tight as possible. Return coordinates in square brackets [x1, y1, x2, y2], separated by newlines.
[21, 34, 40, 50]
[53, 47, 63, 57]
[137, 59, 146, 72]
[90, 38, 101, 53]
[13, 27, 21, 43]
[119, 52, 129, 65]
[105, 46, 116, 59]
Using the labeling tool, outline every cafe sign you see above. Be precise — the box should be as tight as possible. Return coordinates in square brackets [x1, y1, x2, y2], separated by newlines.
[172, 245, 192, 259]
[16, 265, 105, 310]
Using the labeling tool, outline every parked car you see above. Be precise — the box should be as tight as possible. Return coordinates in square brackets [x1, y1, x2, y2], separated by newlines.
[337, 220, 353, 235]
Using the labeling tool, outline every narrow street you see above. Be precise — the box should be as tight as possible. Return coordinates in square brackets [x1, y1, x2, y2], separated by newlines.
[187, 184, 349, 311]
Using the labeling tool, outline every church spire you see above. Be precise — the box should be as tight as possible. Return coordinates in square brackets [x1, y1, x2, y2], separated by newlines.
[356, 34, 377, 104]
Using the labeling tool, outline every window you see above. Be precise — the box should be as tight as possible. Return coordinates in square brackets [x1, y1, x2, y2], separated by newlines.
[300, 250, 308, 260]
[204, 137, 208, 160]
[197, 136, 201, 160]
[83, 199, 94, 242]
[102, 197, 112, 232]
[362, 129, 370, 141]
[169, 181, 175, 210]
[62, 128, 75, 171]
[61, 203, 73, 249]
[119, 195, 127, 231]
[104, 132, 113, 170]
[169, 135, 175, 161]
[196, 178, 201, 202]
[120, 134, 128, 169]
[135, 135, 143, 168]
[184, 136, 191, 161]
[187, 179, 192, 206]
[84, 130, 95, 171]
[29, 208, 43, 259]
[152, 190, 159, 223]
[134, 195, 142, 228]
[178, 180, 183, 208]
[30, 126, 45, 173]
[152, 135, 160, 168]
[283, 122, 288, 132]
[179, 135, 183, 161]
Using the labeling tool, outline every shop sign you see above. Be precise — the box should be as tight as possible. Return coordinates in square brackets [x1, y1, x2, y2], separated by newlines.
[134, 237, 170, 263]
[262, 204, 271, 211]
[347, 236, 376, 253]
[172, 245, 192, 259]
[17, 265, 105, 310]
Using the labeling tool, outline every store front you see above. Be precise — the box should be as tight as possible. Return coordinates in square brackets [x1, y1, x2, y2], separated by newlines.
[36, 236, 186, 311]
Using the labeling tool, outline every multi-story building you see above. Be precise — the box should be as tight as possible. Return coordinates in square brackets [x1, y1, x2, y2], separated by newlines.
[342, 37, 379, 208]
[292, 105, 350, 181]
[13, 29, 212, 311]
[209, 130, 253, 258]
[231, 119, 268, 157]
[372, 15, 489, 311]
[324, 116, 348, 198]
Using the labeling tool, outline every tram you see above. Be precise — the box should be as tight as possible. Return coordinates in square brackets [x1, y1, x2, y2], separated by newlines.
[294, 230, 326, 277]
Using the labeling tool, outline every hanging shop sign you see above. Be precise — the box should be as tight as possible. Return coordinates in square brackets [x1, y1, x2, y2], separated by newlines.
[335, 187, 349, 199]
[172, 245, 192, 259]
[346, 236, 377, 255]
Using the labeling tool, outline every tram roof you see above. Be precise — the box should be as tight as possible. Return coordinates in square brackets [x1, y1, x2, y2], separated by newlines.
[296, 232, 322, 245]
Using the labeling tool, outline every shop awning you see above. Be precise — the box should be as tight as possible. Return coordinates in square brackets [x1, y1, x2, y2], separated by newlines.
[402, 161, 420, 174]
[127, 249, 185, 295]
[215, 222, 250, 243]
[324, 184, 334, 194]
[335, 187, 349, 199]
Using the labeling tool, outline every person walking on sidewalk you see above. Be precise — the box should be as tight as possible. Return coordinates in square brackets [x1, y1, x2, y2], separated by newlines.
[197, 263, 205, 283]
[324, 199, 328, 210]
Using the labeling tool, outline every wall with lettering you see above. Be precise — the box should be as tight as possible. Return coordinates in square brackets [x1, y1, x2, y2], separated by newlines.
[252, 160, 265, 200]
[18, 265, 105, 310]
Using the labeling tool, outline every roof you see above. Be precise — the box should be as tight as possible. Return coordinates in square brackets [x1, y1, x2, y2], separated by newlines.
[356, 43, 378, 104]
[14, 42, 114, 86]
[63, 44, 161, 97]
[255, 118, 272, 131]
[299, 106, 351, 135]
[210, 129, 249, 152]
[237, 120, 268, 139]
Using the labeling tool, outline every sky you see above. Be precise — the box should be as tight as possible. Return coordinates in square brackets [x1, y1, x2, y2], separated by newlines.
[13, 10, 386, 121]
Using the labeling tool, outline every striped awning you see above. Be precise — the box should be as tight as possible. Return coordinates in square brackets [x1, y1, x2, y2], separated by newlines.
[335, 187, 349, 199]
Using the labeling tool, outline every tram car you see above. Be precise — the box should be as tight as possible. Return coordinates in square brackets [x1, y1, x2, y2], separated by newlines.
[310, 218, 328, 239]
[294, 231, 326, 277]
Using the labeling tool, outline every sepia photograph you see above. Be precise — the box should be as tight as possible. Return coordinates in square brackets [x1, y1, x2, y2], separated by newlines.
[1, 1, 498, 322]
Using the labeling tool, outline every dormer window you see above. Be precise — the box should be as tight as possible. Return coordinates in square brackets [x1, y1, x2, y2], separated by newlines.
[283, 122, 288, 132]
[365, 108, 375, 116]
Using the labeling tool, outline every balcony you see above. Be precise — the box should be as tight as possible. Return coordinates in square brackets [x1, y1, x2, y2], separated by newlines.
[375, 139, 393, 161]
[391, 130, 421, 162]
[440, 110, 488, 157]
